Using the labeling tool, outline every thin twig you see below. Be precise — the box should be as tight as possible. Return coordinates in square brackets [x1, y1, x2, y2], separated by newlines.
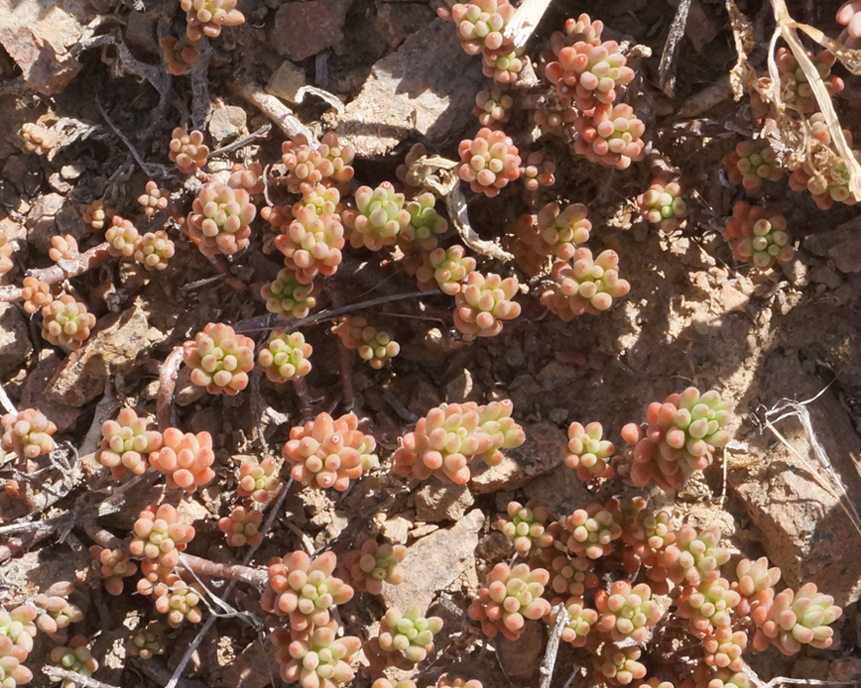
[539, 603, 570, 688]
[0, 381, 16, 415]
[659, 0, 693, 97]
[209, 124, 272, 157]
[95, 99, 156, 177]
[233, 80, 315, 143]
[156, 346, 184, 432]
[43, 666, 120, 688]
[0, 243, 112, 303]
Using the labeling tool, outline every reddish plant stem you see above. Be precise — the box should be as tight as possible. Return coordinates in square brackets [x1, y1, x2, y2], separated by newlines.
[292, 376, 315, 422]
[156, 346, 184, 432]
[82, 519, 266, 586]
[0, 242, 111, 302]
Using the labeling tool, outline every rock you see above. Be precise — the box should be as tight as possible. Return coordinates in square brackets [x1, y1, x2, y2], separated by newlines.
[829, 658, 861, 682]
[336, 18, 484, 158]
[804, 216, 861, 274]
[380, 515, 411, 543]
[523, 463, 594, 516]
[208, 105, 247, 144]
[497, 620, 544, 680]
[444, 368, 474, 403]
[20, 351, 81, 434]
[376, 1, 434, 48]
[124, 10, 158, 55]
[729, 352, 861, 606]
[0, 0, 95, 95]
[272, 0, 353, 61]
[26, 193, 66, 252]
[266, 61, 307, 103]
[0, 302, 32, 378]
[45, 300, 152, 406]
[471, 422, 568, 495]
[212, 637, 282, 688]
[415, 478, 474, 521]
[381, 508, 484, 613]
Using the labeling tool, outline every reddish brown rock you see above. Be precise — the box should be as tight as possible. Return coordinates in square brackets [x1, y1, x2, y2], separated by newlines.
[272, 0, 353, 61]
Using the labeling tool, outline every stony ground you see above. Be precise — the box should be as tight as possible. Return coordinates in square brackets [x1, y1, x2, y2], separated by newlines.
[1, 1, 861, 687]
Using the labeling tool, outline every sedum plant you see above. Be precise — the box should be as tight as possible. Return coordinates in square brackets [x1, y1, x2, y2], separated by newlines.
[105, 216, 140, 259]
[468, 562, 551, 641]
[126, 621, 166, 659]
[573, 103, 646, 170]
[548, 598, 598, 647]
[169, 127, 209, 174]
[134, 231, 176, 271]
[343, 181, 411, 251]
[452, 0, 515, 56]
[159, 36, 200, 75]
[541, 249, 631, 319]
[96, 407, 163, 480]
[550, 555, 598, 598]
[280, 132, 355, 193]
[261, 551, 354, 631]
[497, 500, 554, 555]
[753, 582, 842, 655]
[0, 232, 13, 276]
[80, 200, 113, 231]
[21, 277, 53, 315]
[621, 387, 733, 490]
[271, 622, 361, 688]
[282, 411, 378, 491]
[41, 295, 97, 350]
[1, 408, 57, 459]
[723, 201, 793, 269]
[661, 524, 729, 586]
[402, 193, 449, 251]
[181, 0, 245, 41]
[520, 152, 556, 191]
[594, 644, 646, 685]
[89, 546, 138, 596]
[677, 577, 740, 634]
[457, 128, 521, 197]
[237, 456, 282, 504]
[33, 582, 83, 637]
[559, 503, 623, 559]
[182, 322, 256, 396]
[218, 505, 263, 547]
[513, 202, 591, 275]
[565, 421, 614, 481]
[474, 87, 513, 128]
[393, 399, 525, 484]
[130, 503, 196, 568]
[0, 603, 37, 662]
[49, 637, 98, 688]
[187, 184, 256, 257]
[338, 540, 406, 595]
[453, 271, 521, 338]
[137, 181, 170, 219]
[261, 268, 318, 319]
[48, 235, 78, 263]
[258, 329, 313, 383]
[154, 579, 204, 628]
[331, 316, 400, 369]
[722, 140, 783, 192]
[376, 605, 444, 664]
[148, 428, 215, 492]
[637, 181, 688, 232]
[544, 40, 635, 110]
[274, 205, 345, 284]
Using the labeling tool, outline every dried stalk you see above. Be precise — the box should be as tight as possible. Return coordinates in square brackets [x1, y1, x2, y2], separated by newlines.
[0, 243, 111, 303]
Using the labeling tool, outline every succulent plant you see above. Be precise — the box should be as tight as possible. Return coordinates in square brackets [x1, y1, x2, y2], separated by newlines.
[338, 540, 406, 595]
[169, 127, 209, 174]
[271, 622, 361, 688]
[410, 245, 475, 295]
[33, 582, 83, 636]
[19, 121, 58, 156]
[661, 524, 729, 586]
[130, 503, 196, 568]
[343, 181, 411, 251]
[573, 103, 646, 170]
[134, 230, 176, 271]
[40, 294, 97, 350]
[261, 551, 354, 631]
[187, 184, 256, 257]
[237, 456, 283, 504]
[559, 504, 623, 559]
[621, 387, 733, 490]
[498, 500, 554, 555]
[331, 316, 400, 369]
[0, 232, 13, 276]
[48, 235, 79, 263]
[281, 132, 355, 193]
[227, 162, 265, 194]
[733, 556, 781, 619]
[453, 271, 521, 338]
[155, 579, 204, 627]
[548, 597, 598, 647]
[723, 201, 793, 269]
[372, 680, 417, 688]
[722, 140, 783, 192]
[550, 555, 599, 598]
[282, 411, 378, 491]
[637, 181, 688, 232]
[697, 668, 750, 688]
[474, 87, 513, 128]
[550, 14, 604, 54]
[80, 200, 113, 231]
[520, 152, 556, 191]
[513, 202, 591, 276]
[541, 250, 631, 320]
[136, 560, 175, 598]
[148, 427, 216, 492]
[677, 577, 740, 634]
[182, 322, 256, 396]
[402, 193, 449, 251]
[258, 329, 313, 383]
[297, 183, 342, 218]
[565, 421, 615, 481]
[457, 128, 521, 197]
[545, 40, 635, 110]
[482, 46, 525, 83]
[105, 216, 140, 259]
[789, 147, 861, 209]
[89, 545, 138, 596]
[530, 94, 578, 135]
[753, 582, 842, 655]
[774, 48, 843, 114]
[274, 205, 345, 284]
[48, 637, 98, 687]
[436, 678, 483, 688]
[126, 621, 166, 659]
[1, 408, 57, 460]
[377, 605, 444, 663]
[96, 407, 164, 480]
[0, 645, 32, 687]
[838, 1, 861, 39]
[261, 269, 318, 320]
[218, 506, 263, 547]
[181, 0, 245, 41]
[467, 562, 551, 641]
[159, 36, 200, 75]
[0, 603, 37, 661]
[594, 644, 646, 685]
[138, 180, 171, 218]
[703, 625, 748, 671]
[451, 0, 516, 56]
[392, 399, 525, 484]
